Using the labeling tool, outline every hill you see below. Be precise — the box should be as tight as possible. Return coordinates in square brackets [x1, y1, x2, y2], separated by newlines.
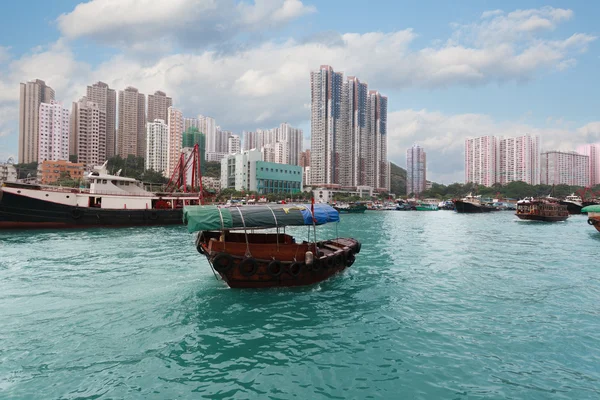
[390, 162, 406, 196]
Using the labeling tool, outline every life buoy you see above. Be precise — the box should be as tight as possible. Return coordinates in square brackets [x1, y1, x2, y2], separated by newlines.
[239, 257, 258, 277]
[288, 262, 302, 277]
[267, 260, 283, 277]
[71, 208, 83, 220]
[212, 253, 233, 272]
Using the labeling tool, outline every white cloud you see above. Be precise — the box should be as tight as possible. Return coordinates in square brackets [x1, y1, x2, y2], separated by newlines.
[0, 46, 10, 64]
[56, 0, 315, 51]
[387, 109, 600, 183]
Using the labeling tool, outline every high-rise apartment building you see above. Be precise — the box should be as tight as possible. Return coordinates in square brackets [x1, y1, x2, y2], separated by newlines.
[228, 135, 241, 154]
[38, 100, 70, 162]
[465, 136, 498, 186]
[310, 65, 388, 190]
[277, 123, 303, 165]
[406, 145, 426, 196]
[541, 151, 589, 187]
[147, 91, 172, 123]
[299, 150, 310, 167]
[146, 119, 169, 173]
[72, 97, 106, 167]
[167, 107, 184, 178]
[577, 144, 600, 186]
[243, 131, 257, 151]
[19, 79, 55, 163]
[465, 135, 540, 186]
[118, 87, 146, 158]
[184, 117, 200, 132]
[86, 82, 116, 158]
[498, 135, 540, 185]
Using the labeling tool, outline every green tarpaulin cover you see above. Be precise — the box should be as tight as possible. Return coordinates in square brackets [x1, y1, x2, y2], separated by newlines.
[581, 205, 600, 213]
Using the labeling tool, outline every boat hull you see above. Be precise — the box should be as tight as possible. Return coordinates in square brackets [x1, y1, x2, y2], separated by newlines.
[198, 234, 360, 288]
[559, 201, 582, 215]
[0, 190, 183, 229]
[587, 216, 600, 232]
[334, 206, 367, 214]
[515, 213, 569, 222]
[454, 200, 495, 213]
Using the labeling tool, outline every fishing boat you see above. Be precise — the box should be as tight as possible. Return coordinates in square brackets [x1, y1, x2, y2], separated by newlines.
[333, 202, 367, 214]
[184, 203, 361, 288]
[515, 197, 569, 222]
[582, 205, 600, 232]
[453, 193, 497, 213]
[559, 193, 583, 214]
[415, 202, 438, 211]
[0, 145, 206, 229]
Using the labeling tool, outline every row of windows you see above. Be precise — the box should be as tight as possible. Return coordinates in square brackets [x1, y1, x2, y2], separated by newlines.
[259, 167, 301, 175]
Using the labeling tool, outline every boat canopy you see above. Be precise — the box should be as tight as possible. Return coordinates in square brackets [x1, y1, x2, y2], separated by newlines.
[582, 205, 600, 213]
[183, 204, 339, 233]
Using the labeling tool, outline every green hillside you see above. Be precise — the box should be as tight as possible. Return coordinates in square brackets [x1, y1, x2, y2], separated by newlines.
[390, 162, 406, 196]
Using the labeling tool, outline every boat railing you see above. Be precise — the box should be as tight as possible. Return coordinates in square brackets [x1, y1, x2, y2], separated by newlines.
[12, 184, 202, 198]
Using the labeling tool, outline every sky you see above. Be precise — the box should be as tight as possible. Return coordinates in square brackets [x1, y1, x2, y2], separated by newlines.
[0, 0, 599, 183]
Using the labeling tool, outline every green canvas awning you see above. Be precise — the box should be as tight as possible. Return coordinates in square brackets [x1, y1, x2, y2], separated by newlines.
[582, 205, 600, 213]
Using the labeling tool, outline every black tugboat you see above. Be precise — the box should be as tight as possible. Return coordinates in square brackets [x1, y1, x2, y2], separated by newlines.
[453, 194, 497, 213]
[559, 194, 583, 214]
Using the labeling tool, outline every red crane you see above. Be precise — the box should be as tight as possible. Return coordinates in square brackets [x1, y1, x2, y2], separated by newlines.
[165, 144, 206, 205]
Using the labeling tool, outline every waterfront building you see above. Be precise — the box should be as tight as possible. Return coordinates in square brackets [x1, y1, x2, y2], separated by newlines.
[228, 135, 241, 155]
[145, 119, 169, 173]
[304, 166, 311, 186]
[39, 160, 85, 184]
[38, 101, 70, 163]
[220, 149, 302, 194]
[167, 107, 184, 178]
[19, 79, 55, 163]
[0, 163, 17, 184]
[577, 144, 600, 186]
[406, 145, 426, 196]
[310, 65, 388, 190]
[498, 135, 540, 185]
[261, 143, 276, 163]
[202, 176, 221, 191]
[465, 136, 498, 186]
[147, 91, 172, 123]
[118, 87, 146, 158]
[71, 97, 107, 167]
[299, 150, 310, 168]
[540, 151, 589, 187]
[86, 82, 116, 158]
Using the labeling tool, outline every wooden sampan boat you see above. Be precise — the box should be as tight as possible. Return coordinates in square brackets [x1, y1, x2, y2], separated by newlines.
[183, 204, 361, 288]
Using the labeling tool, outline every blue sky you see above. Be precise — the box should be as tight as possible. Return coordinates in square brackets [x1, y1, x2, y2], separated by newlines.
[1, 0, 599, 182]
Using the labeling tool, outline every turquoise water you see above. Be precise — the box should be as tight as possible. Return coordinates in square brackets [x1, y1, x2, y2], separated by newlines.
[1, 211, 599, 399]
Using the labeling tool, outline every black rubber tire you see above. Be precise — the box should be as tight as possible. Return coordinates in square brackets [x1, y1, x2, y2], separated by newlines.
[355, 242, 362, 254]
[71, 208, 83, 220]
[267, 260, 283, 277]
[212, 253, 234, 272]
[195, 233, 206, 255]
[588, 218, 595, 226]
[239, 257, 259, 277]
[288, 262, 302, 277]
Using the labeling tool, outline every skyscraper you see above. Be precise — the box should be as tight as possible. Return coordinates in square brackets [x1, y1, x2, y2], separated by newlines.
[465, 136, 498, 186]
[72, 97, 107, 167]
[167, 107, 184, 178]
[147, 91, 172, 123]
[184, 117, 200, 132]
[19, 79, 55, 163]
[310, 65, 344, 185]
[86, 82, 116, 158]
[541, 151, 589, 186]
[118, 87, 146, 158]
[146, 119, 169, 173]
[310, 65, 388, 190]
[498, 135, 540, 185]
[38, 100, 70, 162]
[406, 145, 426, 196]
[277, 123, 303, 165]
[228, 135, 241, 154]
[242, 131, 256, 151]
[577, 144, 600, 186]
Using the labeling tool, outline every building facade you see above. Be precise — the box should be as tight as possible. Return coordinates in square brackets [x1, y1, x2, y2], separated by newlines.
[167, 107, 184, 178]
[310, 65, 388, 190]
[38, 101, 70, 163]
[406, 145, 426, 196]
[118, 87, 146, 158]
[465, 136, 498, 186]
[86, 82, 116, 158]
[72, 97, 107, 167]
[577, 144, 600, 186]
[19, 79, 55, 163]
[540, 151, 589, 187]
[39, 160, 85, 184]
[228, 135, 241, 154]
[0, 163, 17, 184]
[147, 91, 172, 123]
[145, 119, 169, 173]
[498, 135, 540, 185]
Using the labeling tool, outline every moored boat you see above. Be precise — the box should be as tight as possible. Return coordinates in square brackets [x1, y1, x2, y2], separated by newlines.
[582, 205, 600, 232]
[415, 202, 438, 211]
[184, 203, 361, 288]
[333, 202, 367, 214]
[559, 194, 583, 214]
[515, 197, 569, 222]
[453, 194, 497, 213]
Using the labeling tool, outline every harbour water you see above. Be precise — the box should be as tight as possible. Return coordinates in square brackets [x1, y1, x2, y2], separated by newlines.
[1, 211, 599, 399]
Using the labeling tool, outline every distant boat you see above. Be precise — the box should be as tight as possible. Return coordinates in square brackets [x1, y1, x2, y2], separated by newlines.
[582, 204, 600, 232]
[559, 193, 583, 214]
[515, 197, 569, 222]
[333, 203, 367, 214]
[415, 203, 438, 211]
[453, 193, 498, 213]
